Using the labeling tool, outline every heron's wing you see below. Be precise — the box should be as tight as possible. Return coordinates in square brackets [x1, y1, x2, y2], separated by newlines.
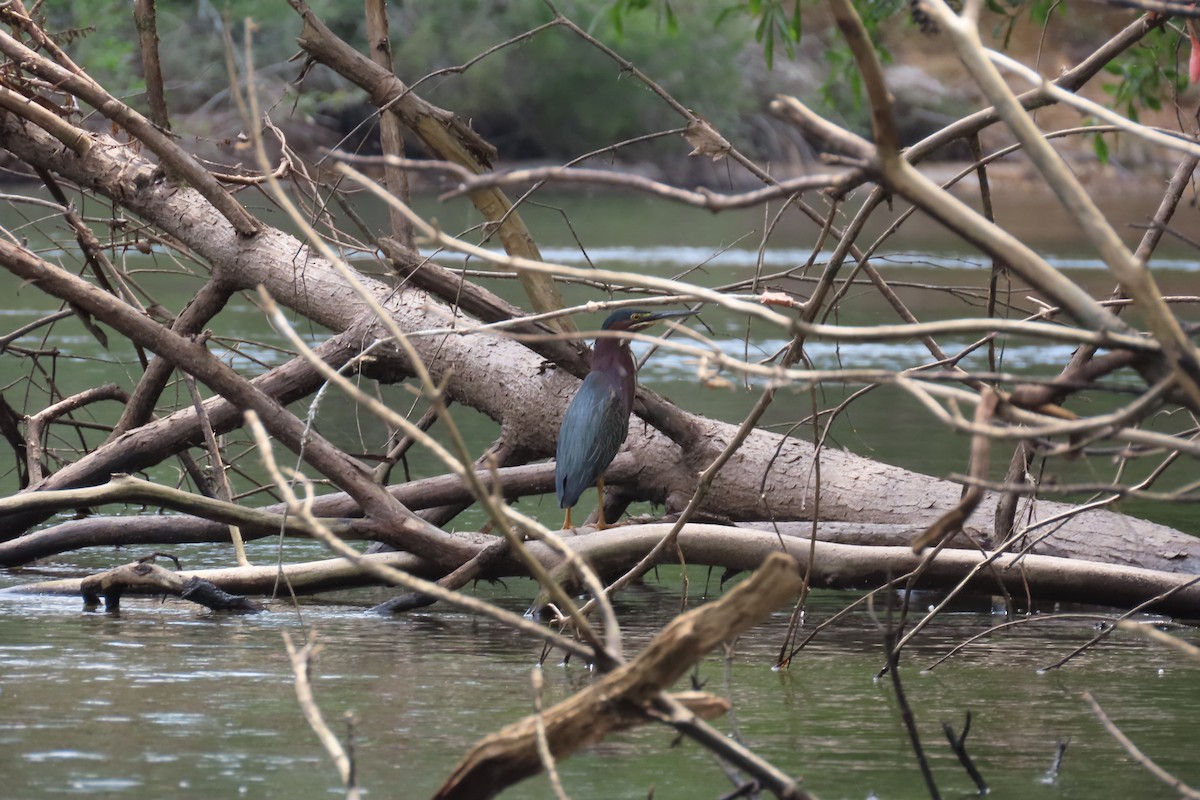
[555, 373, 630, 508]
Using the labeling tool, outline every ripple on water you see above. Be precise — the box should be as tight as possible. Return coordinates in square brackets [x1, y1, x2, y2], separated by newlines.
[24, 749, 107, 763]
[139, 712, 207, 727]
[69, 777, 143, 792]
[537, 244, 1200, 273]
[143, 752, 179, 764]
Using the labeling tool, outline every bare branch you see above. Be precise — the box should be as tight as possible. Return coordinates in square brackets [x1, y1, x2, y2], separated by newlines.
[282, 633, 361, 800]
[346, 156, 857, 210]
[133, 0, 170, 130]
[287, 0, 574, 331]
[0, 10, 258, 235]
[25, 384, 129, 484]
[1083, 692, 1200, 799]
[921, 0, 1200, 407]
[434, 552, 805, 800]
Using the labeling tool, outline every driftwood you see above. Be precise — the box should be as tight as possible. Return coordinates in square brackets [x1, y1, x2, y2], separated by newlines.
[10, 552, 428, 601]
[79, 558, 263, 613]
[10, 523, 1200, 617]
[548, 524, 1200, 618]
[434, 551, 803, 800]
[6, 466, 1197, 579]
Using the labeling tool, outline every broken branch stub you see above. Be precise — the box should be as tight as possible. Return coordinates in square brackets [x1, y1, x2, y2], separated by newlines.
[79, 560, 263, 613]
[434, 551, 802, 800]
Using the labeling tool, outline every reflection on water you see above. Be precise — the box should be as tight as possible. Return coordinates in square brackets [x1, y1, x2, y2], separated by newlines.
[641, 336, 1101, 382]
[539, 244, 1200, 274]
[1, 573, 1198, 799]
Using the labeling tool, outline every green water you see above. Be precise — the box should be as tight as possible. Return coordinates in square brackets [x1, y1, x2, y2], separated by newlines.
[1, 186, 1198, 797]
[2, 575, 1198, 799]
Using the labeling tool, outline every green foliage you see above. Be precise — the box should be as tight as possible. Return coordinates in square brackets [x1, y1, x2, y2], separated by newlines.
[32, 0, 754, 161]
[817, 1, 899, 114]
[36, 0, 1192, 167]
[982, 0, 1061, 47]
[41, 0, 345, 112]
[381, 1, 753, 160]
[713, 0, 801, 69]
[41, 0, 141, 98]
[1025, 0, 1058, 24]
[608, 0, 679, 36]
[821, 45, 861, 110]
[1090, 125, 1110, 165]
[1101, 27, 1187, 124]
[978, 0, 1187, 122]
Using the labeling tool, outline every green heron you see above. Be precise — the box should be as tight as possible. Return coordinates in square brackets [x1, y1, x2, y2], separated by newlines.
[555, 308, 696, 529]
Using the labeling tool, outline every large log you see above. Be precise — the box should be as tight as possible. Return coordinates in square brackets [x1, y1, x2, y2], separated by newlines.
[0, 111, 1194, 578]
[8, 525, 1200, 618]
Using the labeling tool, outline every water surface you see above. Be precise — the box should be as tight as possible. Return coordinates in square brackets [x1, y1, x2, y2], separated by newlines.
[2, 574, 1198, 799]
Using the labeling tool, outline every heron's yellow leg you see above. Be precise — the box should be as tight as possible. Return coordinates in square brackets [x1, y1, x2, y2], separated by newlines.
[561, 506, 574, 531]
[595, 478, 608, 530]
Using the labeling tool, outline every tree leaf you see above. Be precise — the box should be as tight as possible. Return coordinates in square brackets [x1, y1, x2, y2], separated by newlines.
[1092, 131, 1109, 165]
[609, 1, 625, 37]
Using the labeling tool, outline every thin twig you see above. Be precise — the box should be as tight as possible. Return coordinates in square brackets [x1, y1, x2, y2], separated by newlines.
[1082, 692, 1200, 799]
[942, 712, 988, 794]
[1042, 575, 1200, 670]
[1116, 620, 1200, 662]
[921, 0, 1200, 408]
[282, 631, 362, 800]
[345, 154, 857, 210]
[879, 594, 940, 800]
[531, 666, 571, 800]
[182, 372, 250, 567]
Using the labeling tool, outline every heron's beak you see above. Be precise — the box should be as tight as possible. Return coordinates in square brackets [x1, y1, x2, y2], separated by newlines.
[634, 309, 698, 330]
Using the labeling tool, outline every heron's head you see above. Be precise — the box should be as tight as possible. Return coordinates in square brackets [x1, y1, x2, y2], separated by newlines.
[600, 308, 697, 333]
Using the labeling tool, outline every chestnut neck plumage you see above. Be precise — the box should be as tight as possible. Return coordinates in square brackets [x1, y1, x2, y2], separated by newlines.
[592, 335, 636, 413]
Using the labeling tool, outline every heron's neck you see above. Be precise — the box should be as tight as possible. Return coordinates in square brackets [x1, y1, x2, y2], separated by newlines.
[593, 336, 632, 369]
[593, 337, 636, 403]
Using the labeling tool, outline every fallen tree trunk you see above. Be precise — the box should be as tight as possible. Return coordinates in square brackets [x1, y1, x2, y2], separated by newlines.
[4, 493, 1195, 581]
[546, 524, 1200, 617]
[0, 99, 1194, 582]
[9, 525, 1200, 617]
[3, 551, 430, 599]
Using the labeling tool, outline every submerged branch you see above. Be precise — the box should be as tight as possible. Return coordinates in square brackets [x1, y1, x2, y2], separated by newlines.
[11, 525, 1200, 618]
[434, 552, 805, 800]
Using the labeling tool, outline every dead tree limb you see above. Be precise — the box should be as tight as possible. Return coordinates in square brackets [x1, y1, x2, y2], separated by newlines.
[0, 8, 258, 236]
[283, 632, 361, 800]
[25, 383, 130, 484]
[1082, 692, 1200, 799]
[434, 551, 804, 800]
[287, 0, 572, 330]
[80, 558, 263, 613]
[14, 552, 434, 599]
[9, 522, 1200, 618]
